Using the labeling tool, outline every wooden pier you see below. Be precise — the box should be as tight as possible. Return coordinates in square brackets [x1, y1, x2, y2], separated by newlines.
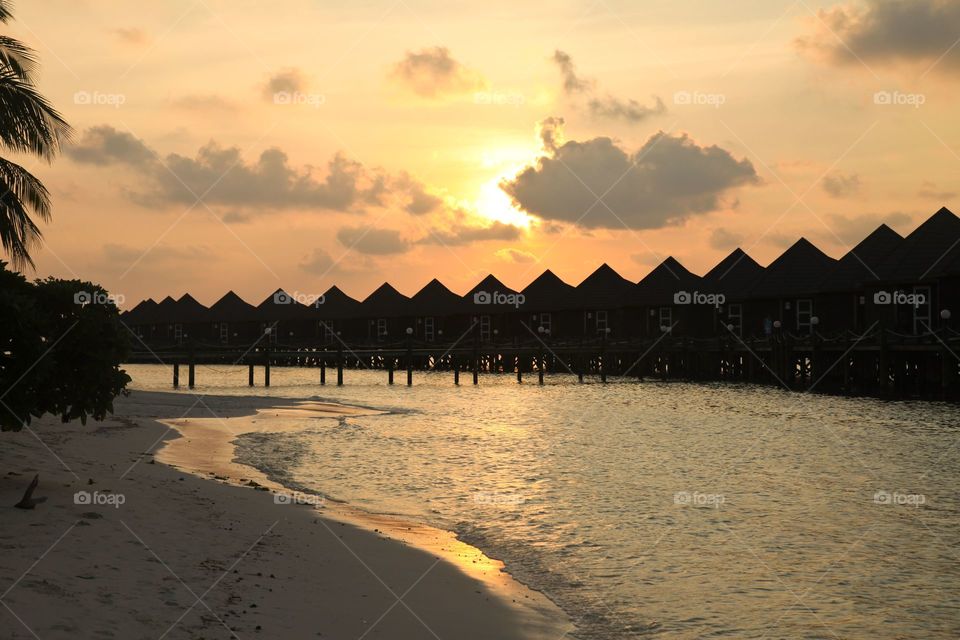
[129, 329, 960, 400]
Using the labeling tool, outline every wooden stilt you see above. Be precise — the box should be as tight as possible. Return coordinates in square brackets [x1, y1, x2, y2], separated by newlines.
[248, 363, 254, 387]
[188, 362, 195, 389]
[173, 364, 179, 388]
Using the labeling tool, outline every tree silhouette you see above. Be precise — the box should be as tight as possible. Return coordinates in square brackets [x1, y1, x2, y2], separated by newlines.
[0, 0, 71, 269]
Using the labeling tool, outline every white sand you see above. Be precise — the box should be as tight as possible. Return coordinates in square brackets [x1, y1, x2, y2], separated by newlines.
[0, 390, 574, 639]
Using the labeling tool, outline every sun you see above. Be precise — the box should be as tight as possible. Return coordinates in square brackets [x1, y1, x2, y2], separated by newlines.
[476, 176, 531, 228]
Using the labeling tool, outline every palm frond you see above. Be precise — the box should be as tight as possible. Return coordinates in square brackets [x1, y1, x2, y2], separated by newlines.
[0, 157, 49, 269]
[0, 1, 12, 24]
[0, 35, 38, 79]
[0, 67, 72, 160]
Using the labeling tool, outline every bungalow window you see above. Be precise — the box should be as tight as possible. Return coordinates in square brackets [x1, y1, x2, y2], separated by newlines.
[539, 313, 552, 335]
[321, 321, 334, 343]
[219, 322, 229, 344]
[174, 323, 183, 344]
[913, 286, 932, 334]
[659, 307, 672, 333]
[796, 299, 813, 334]
[596, 310, 608, 334]
[377, 318, 388, 339]
[424, 316, 435, 342]
[727, 304, 742, 336]
[479, 315, 491, 341]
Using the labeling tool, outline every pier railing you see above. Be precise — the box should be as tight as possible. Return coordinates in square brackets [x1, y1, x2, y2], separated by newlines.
[127, 328, 960, 400]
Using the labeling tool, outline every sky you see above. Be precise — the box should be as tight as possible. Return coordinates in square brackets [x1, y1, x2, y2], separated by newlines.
[7, 0, 960, 306]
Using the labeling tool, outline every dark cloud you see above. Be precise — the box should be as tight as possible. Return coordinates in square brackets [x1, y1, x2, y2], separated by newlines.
[501, 119, 759, 230]
[709, 228, 745, 251]
[797, 0, 960, 73]
[67, 126, 158, 168]
[918, 181, 957, 200]
[337, 226, 411, 255]
[538, 116, 565, 153]
[391, 47, 486, 98]
[552, 50, 592, 94]
[263, 68, 306, 100]
[552, 50, 665, 124]
[418, 220, 521, 246]
[496, 248, 537, 264]
[299, 248, 336, 274]
[822, 172, 861, 198]
[589, 96, 667, 123]
[67, 126, 438, 217]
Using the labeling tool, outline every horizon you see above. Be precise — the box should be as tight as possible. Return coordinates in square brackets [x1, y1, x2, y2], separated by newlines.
[7, 1, 960, 306]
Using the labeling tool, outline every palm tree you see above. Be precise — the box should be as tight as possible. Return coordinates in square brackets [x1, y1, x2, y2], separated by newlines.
[0, 0, 71, 269]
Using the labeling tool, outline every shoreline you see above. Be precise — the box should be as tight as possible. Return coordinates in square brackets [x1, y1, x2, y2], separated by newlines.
[0, 389, 574, 640]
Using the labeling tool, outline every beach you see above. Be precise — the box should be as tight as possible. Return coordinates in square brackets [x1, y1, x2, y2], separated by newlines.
[0, 390, 573, 640]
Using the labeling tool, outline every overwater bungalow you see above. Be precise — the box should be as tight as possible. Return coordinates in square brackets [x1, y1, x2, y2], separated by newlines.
[519, 269, 578, 341]
[574, 264, 636, 339]
[409, 279, 468, 343]
[634, 257, 703, 337]
[360, 283, 412, 342]
[701, 248, 766, 337]
[257, 289, 316, 343]
[462, 274, 520, 342]
[208, 291, 260, 344]
[314, 285, 362, 344]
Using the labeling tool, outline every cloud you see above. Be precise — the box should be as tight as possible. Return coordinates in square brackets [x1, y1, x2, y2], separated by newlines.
[709, 228, 745, 250]
[391, 47, 486, 98]
[173, 94, 238, 113]
[263, 68, 306, 100]
[101, 242, 207, 268]
[822, 172, 861, 198]
[299, 248, 336, 274]
[110, 27, 148, 45]
[552, 50, 665, 123]
[67, 126, 439, 217]
[537, 116, 565, 153]
[337, 226, 411, 255]
[66, 125, 158, 167]
[496, 248, 537, 264]
[797, 0, 960, 74]
[825, 211, 913, 244]
[417, 219, 522, 246]
[918, 181, 957, 200]
[501, 119, 759, 230]
[588, 96, 667, 123]
[552, 50, 592, 94]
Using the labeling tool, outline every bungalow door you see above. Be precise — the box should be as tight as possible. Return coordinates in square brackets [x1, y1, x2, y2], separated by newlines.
[796, 299, 813, 334]
[424, 316, 435, 342]
[913, 286, 932, 334]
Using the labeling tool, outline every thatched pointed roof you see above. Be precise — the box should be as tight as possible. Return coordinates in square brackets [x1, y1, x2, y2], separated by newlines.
[521, 269, 577, 311]
[360, 283, 411, 318]
[876, 207, 960, 282]
[575, 263, 636, 309]
[209, 291, 259, 322]
[257, 288, 314, 320]
[315, 285, 362, 319]
[411, 279, 465, 316]
[636, 257, 701, 305]
[703, 249, 765, 299]
[124, 298, 158, 324]
[820, 224, 903, 292]
[748, 238, 837, 298]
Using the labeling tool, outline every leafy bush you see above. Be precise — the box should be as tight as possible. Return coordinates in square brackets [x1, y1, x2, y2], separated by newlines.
[0, 261, 130, 430]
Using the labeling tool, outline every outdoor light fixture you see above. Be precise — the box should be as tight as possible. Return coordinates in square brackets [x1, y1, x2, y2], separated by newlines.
[727, 323, 735, 331]
[265, 328, 272, 335]
[538, 326, 545, 334]
[941, 309, 952, 320]
[406, 327, 413, 335]
[773, 320, 782, 329]
[811, 316, 820, 326]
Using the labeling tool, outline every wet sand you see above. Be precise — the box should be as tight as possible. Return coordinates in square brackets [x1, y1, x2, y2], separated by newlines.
[0, 389, 574, 639]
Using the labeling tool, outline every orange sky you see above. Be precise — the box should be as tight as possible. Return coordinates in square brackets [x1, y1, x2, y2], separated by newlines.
[7, 0, 960, 306]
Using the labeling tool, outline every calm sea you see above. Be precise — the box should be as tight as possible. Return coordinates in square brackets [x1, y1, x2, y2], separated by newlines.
[128, 364, 960, 639]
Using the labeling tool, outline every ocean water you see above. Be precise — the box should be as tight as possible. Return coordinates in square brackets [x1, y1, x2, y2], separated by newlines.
[128, 364, 960, 639]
